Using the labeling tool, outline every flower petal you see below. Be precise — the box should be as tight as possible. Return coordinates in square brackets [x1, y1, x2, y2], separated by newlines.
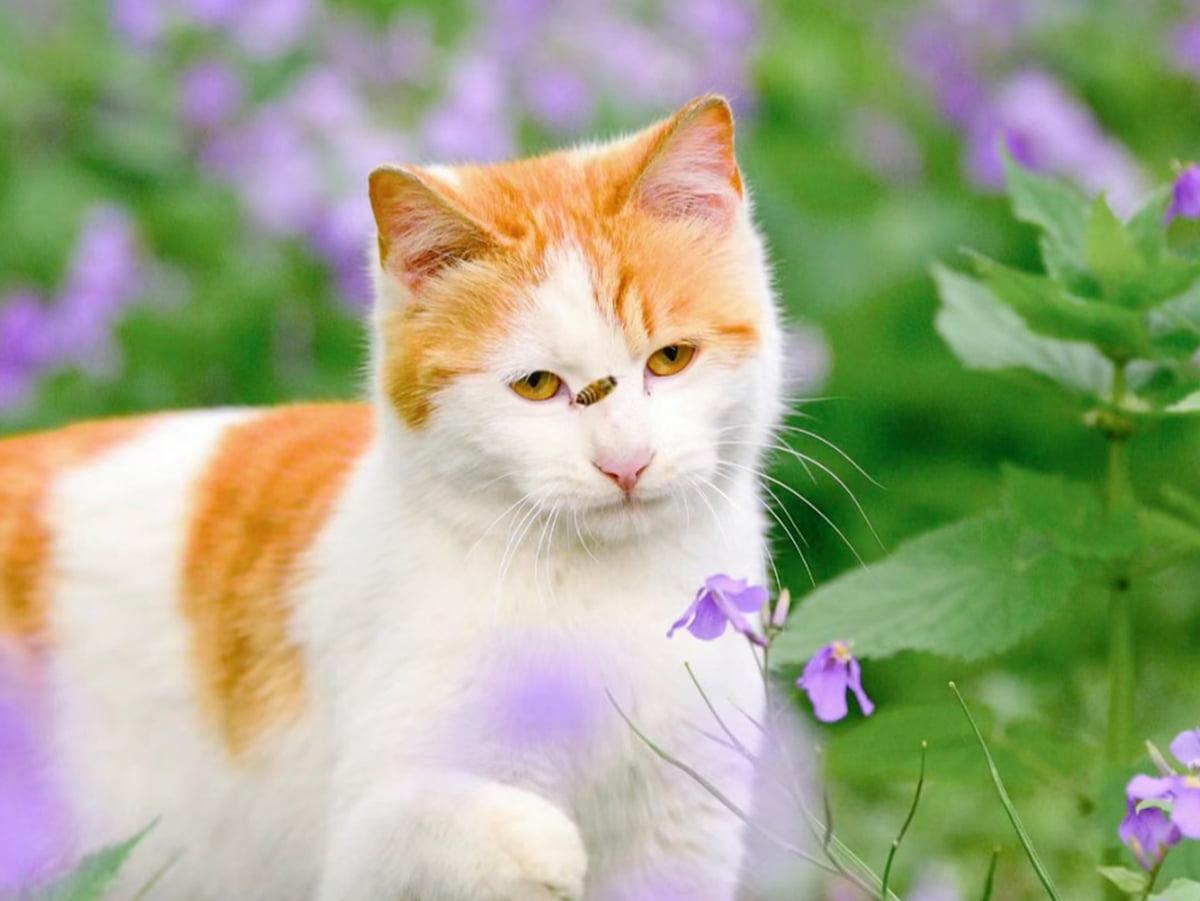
[686, 595, 729, 641]
[666, 597, 700, 639]
[1119, 803, 1180, 870]
[847, 657, 875, 716]
[729, 583, 769, 614]
[1172, 785, 1200, 839]
[1170, 728, 1200, 770]
[1127, 774, 1175, 803]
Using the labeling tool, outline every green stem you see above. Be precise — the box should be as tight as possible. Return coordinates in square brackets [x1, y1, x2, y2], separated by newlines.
[1103, 363, 1135, 765]
[1136, 857, 1165, 901]
[1103, 363, 1137, 901]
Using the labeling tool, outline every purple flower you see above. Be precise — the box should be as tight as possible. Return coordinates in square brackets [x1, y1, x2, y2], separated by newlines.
[1172, 728, 1200, 769]
[796, 640, 874, 723]
[0, 649, 74, 891]
[667, 575, 768, 646]
[1171, 19, 1200, 81]
[109, 0, 164, 49]
[967, 69, 1145, 215]
[180, 60, 243, 129]
[1166, 165, 1200, 224]
[1121, 774, 1182, 869]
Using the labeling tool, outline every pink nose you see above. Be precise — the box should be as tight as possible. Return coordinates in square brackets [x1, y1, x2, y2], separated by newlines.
[595, 451, 654, 494]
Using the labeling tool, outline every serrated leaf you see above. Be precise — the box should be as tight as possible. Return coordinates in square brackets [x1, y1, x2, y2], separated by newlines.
[31, 827, 150, 901]
[1128, 187, 1171, 258]
[1002, 465, 1141, 559]
[1156, 879, 1200, 901]
[1097, 865, 1149, 894]
[1040, 234, 1101, 297]
[971, 254, 1155, 360]
[1004, 155, 1088, 266]
[1086, 196, 1146, 287]
[933, 265, 1113, 396]
[773, 511, 1078, 663]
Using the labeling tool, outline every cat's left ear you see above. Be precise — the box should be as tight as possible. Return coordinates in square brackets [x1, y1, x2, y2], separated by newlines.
[625, 94, 744, 228]
[369, 165, 497, 293]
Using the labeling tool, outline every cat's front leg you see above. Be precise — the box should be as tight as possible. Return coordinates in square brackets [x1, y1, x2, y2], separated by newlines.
[315, 773, 587, 901]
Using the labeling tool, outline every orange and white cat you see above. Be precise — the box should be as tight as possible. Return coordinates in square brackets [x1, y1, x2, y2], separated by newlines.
[0, 95, 783, 900]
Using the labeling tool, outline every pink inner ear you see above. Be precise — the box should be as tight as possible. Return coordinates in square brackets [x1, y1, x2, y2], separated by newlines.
[634, 104, 743, 227]
[370, 168, 492, 291]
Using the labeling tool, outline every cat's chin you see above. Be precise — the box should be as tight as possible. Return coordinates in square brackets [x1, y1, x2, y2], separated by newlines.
[575, 493, 675, 541]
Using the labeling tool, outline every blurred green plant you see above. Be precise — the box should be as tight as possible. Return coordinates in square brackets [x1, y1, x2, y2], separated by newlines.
[773, 159, 1200, 896]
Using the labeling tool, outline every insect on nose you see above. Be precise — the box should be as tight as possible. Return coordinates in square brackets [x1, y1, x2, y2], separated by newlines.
[594, 450, 654, 494]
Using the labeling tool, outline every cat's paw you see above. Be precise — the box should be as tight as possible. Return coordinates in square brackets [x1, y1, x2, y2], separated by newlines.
[473, 783, 588, 901]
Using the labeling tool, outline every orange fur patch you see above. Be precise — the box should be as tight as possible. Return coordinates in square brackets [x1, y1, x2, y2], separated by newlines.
[182, 403, 373, 756]
[0, 418, 149, 640]
[374, 96, 761, 429]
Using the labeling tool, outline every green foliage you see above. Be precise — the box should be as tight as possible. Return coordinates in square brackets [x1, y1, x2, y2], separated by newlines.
[1157, 880, 1200, 901]
[28, 828, 148, 901]
[1097, 865, 1148, 894]
[774, 511, 1077, 662]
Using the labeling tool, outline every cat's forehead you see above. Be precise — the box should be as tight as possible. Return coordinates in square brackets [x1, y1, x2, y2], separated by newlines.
[508, 244, 636, 381]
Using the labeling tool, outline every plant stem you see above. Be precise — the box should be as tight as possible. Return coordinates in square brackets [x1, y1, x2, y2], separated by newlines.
[1103, 362, 1135, 765]
[1102, 362, 1137, 901]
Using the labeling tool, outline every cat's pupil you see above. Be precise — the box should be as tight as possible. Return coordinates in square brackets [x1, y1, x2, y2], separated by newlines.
[529, 372, 542, 387]
[663, 346, 678, 362]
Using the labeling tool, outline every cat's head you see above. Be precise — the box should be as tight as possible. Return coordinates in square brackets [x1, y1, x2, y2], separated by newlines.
[368, 95, 781, 541]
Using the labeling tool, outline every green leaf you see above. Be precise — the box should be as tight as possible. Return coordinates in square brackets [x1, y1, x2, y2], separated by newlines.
[1156, 879, 1200, 901]
[970, 254, 1156, 361]
[1002, 465, 1142, 559]
[1003, 155, 1088, 266]
[1086, 196, 1146, 288]
[1127, 187, 1172, 261]
[1097, 866, 1149, 894]
[774, 511, 1078, 663]
[933, 264, 1113, 397]
[31, 827, 151, 901]
[951, 684, 1063, 901]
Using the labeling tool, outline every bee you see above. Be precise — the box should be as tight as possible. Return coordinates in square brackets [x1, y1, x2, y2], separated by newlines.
[574, 375, 617, 407]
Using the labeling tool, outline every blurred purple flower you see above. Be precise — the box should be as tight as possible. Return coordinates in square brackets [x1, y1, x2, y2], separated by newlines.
[1172, 728, 1200, 769]
[109, 0, 164, 49]
[183, 0, 240, 28]
[487, 648, 600, 752]
[0, 650, 74, 891]
[1171, 19, 1200, 81]
[796, 640, 874, 723]
[966, 69, 1145, 216]
[667, 574, 768, 646]
[522, 67, 593, 133]
[180, 60, 243, 129]
[1167, 165, 1200, 224]
[423, 55, 515, 161]
[231, 0, 315, 59]
[53, 205, 142, 370]
[0, 294, 50, 408]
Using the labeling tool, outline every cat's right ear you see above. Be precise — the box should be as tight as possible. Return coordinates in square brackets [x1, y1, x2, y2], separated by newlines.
[368, 166, 496, 293]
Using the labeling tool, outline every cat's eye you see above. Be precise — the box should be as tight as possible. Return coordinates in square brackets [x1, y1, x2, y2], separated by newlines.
[646, 344, 697, 377]
[510, 370, 562, 401]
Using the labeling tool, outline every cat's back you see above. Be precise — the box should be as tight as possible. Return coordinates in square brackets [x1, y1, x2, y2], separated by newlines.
[0, 403, 375, 899]
[0, 403, 374, 646]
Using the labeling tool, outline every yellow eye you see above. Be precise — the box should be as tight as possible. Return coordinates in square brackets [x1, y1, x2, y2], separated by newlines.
[510, 370, 562, 401]
[646, 344, 696, 377]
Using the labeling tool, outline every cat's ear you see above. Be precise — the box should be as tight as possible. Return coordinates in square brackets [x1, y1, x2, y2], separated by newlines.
[369, 166, 496, 291]
[625, 95, 744, 227]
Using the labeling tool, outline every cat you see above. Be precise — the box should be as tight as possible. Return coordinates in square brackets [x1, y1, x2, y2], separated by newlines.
[0, 94, 784, 901]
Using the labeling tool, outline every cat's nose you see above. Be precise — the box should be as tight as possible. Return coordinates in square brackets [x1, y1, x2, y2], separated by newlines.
[594, 450, 654, 494]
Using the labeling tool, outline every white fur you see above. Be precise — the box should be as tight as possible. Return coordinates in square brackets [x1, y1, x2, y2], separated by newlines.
[36, 147, 784, 900]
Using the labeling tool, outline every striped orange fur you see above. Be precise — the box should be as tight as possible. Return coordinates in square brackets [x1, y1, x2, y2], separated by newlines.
[0, 418, 149, 641]
[181, 403, 373, 755]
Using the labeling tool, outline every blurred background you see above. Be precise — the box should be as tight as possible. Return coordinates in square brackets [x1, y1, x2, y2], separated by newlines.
[3, 0, 1200, 897]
